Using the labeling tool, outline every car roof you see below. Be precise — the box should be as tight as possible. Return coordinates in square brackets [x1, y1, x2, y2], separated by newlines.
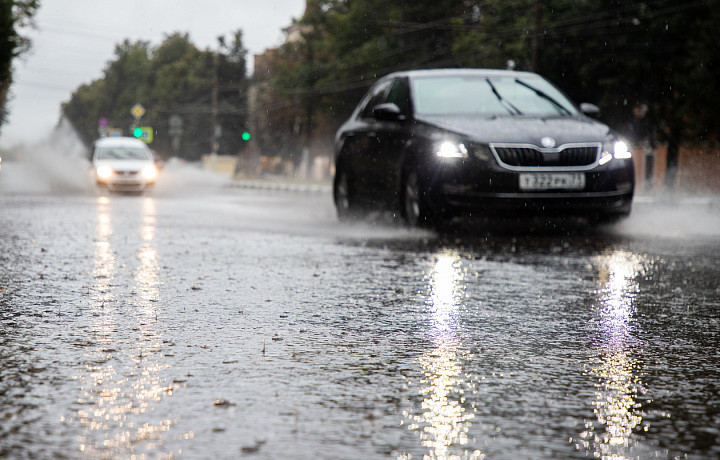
[383, 68, 541, 81]
[93, 136, 148, 148]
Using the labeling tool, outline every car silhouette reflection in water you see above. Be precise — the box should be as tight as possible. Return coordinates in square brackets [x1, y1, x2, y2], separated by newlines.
[67, 196, 181, 457]
[579, 251, 648, 458]
[400, 253, 483, 460]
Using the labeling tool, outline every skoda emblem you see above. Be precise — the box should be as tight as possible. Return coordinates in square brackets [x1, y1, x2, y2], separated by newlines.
[540, 136, 556, 148]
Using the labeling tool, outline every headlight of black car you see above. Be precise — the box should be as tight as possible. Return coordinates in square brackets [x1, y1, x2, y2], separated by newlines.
[435, 141, 468, 159]
[599, 140, 631, 166]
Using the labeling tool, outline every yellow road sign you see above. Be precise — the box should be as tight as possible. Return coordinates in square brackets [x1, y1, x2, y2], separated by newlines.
[131, 104, 146, 119]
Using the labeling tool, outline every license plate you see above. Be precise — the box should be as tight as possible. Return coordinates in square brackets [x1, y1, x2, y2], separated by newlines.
[519, 173, 585, 190]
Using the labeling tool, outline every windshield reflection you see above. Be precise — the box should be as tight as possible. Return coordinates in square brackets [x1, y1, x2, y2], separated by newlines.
[579, 250, 647, 459]
[411, 76, 578, 117]
[401, 253, 482, 460]
[96, 147, 153, 161]
[70, 196, 178, 458]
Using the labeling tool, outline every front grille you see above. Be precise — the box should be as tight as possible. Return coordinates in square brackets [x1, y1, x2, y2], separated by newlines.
[113, 170, 140, 176]
[491, 143, 600, 168]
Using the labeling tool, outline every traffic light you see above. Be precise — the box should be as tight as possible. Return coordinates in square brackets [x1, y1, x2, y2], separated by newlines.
[241, 131, 251, 141]
[132, 127, 153, 143]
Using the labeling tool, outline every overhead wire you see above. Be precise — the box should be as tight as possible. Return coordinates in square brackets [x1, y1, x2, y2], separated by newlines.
[57, 0, 716, 122]
[261, 0, 716, 106]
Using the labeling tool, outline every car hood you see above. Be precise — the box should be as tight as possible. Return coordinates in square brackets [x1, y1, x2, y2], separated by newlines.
[93, 159, 153, 171]
[416, 115, 615, 146]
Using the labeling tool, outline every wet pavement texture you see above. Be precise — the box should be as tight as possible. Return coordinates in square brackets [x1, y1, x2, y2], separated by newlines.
[1, 168, 719, 459]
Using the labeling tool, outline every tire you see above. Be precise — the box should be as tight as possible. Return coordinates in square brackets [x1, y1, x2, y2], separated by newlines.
[401, 170, 437, 228]
[333, 168, 357, 220]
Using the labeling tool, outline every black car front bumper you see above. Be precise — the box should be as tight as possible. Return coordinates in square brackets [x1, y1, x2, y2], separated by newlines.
[429, 159, 634, 218]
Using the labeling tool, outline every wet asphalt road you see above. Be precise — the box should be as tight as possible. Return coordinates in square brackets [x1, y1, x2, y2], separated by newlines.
[1, 163, 719, 459]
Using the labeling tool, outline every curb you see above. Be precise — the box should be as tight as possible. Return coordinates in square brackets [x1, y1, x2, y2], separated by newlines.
[634, 194, 719, 207]
[226, 179, 717, 206]
[227, 179, 332, 194]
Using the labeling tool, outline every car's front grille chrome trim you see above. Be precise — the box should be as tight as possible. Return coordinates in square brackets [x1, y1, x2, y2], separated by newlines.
[490, 142, 602, 171]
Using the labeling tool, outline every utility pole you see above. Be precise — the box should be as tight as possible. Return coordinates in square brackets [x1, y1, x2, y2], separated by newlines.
[211, 56, 219, 155]
[531, 0, 542, 73]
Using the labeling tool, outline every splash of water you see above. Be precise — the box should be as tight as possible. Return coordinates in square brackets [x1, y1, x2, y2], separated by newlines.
[0, 118, 94, 195]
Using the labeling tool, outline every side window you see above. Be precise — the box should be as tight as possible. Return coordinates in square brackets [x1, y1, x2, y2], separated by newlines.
[359, 80, 391, 119]
[386, 79, 410, 115]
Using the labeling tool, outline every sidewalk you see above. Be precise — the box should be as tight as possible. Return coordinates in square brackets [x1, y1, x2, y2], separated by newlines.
[634, 191, 719, 208]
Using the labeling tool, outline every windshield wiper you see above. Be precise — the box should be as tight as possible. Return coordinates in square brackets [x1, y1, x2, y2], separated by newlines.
[486, 78, 522, 116]
[514, 79, 573, 116]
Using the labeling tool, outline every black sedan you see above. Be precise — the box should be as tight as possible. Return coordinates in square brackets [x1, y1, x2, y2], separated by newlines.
[333, 69, 634, 227]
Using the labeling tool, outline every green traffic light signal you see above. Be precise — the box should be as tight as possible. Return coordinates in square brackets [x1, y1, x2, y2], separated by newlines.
[241, 131, 251, 141]
[133, 127, 143, 138]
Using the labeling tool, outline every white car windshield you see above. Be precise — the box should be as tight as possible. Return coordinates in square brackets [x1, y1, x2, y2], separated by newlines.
[411, 76, 579, 117]
[95, 147, 152, 161]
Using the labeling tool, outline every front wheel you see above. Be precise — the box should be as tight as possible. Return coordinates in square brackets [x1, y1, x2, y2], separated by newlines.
[401, 170, 437, 228]
[333, 168, 357, 220]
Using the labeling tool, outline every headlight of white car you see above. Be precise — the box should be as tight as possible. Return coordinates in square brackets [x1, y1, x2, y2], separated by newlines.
[96, 166, 113, 179]
[141, 165, 158, 180]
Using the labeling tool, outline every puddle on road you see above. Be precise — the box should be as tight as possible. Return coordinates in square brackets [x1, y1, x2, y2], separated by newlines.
[68, 196, 178, 457]
[579, 251, 649, 458]
[1, 186, 719, 458]
[399, 253, 483, 459]
[337, 227, 719, 459]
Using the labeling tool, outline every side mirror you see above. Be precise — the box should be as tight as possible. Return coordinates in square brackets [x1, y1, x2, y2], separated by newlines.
[580, 103, 601, 117]
[373, 103, 406, 122]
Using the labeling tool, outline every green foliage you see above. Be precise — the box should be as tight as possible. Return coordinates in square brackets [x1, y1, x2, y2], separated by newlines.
[271, 0, 720, 148]
[535, 0, 720, 144]
[0, 0, 40, 132]
[62, 31, 248, 161]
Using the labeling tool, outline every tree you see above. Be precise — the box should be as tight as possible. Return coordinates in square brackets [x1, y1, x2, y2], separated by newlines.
[268, 0, 719, 183]
[0, 0, 39, 133]
[150, 33, 215, 159]
[215, 30, 249, 156]
[529, 0, 720, 185]
[62, 32, 249, 161]
[268, 0, 474, 165]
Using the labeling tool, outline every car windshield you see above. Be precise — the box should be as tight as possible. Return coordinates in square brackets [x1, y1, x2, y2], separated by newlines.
[411, 75, 579, 117]
[95, 147, 152, 161]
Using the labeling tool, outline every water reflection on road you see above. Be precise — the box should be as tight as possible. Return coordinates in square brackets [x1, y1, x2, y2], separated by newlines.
[401, 253, 483, 460]
[1, 188, 719, 458]
[72, 196, 177, 458]
[581, 250, 647, 459]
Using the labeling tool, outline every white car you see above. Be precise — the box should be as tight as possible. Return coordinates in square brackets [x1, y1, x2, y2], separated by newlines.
[92, 137, 158, 192]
